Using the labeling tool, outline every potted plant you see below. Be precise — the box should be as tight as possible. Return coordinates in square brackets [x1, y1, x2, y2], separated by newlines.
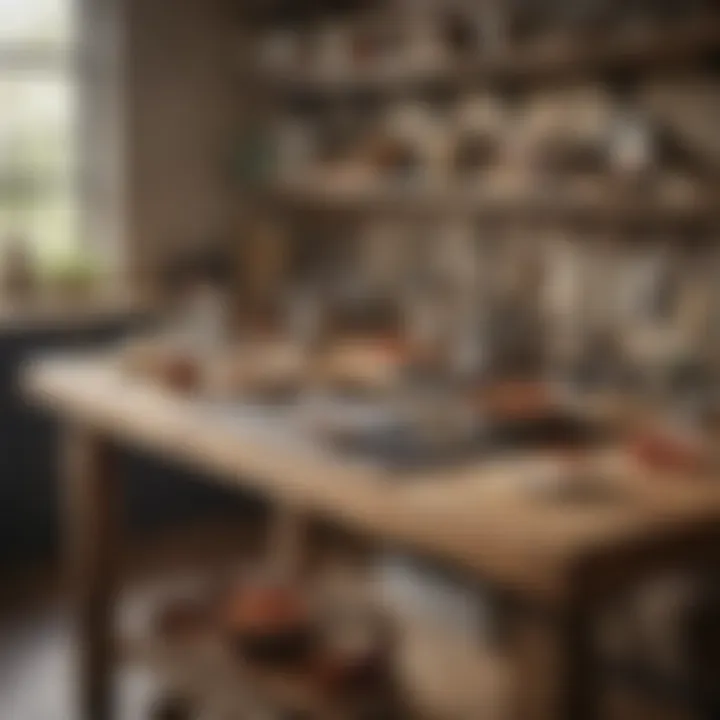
[0, 162, 44, 302]
[41, 249, 103, 302]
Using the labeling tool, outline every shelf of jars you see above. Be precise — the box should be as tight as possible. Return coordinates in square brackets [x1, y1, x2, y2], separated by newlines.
[236, 30, 720, 234]
[247, 15, 720, 97]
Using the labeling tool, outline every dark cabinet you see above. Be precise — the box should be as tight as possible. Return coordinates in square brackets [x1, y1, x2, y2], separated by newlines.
[0, 318, 251, 570]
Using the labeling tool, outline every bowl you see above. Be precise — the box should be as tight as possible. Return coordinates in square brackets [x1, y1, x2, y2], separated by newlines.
[219, 580, 317, 667]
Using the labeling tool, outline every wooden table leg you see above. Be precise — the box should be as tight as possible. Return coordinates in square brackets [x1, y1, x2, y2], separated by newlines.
[267, 502, 312, 579]
[510, 604, 599, 720]
[63, 424, 121, 720]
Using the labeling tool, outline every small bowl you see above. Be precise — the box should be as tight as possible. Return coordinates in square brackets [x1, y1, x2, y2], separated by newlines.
[219, 581, 317, 667]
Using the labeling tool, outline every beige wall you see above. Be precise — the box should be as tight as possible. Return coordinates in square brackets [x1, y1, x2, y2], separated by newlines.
[124, 0, 240, 289]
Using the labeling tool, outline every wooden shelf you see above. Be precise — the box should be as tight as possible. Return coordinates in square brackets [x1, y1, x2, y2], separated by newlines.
[251, 18, 720, 96]
[258, 181, 720, 229]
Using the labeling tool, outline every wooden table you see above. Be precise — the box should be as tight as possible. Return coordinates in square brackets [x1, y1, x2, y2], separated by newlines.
[25, 356, 720, 720]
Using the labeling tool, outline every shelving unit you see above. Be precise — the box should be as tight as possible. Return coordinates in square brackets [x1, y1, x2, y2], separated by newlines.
[235, 8, 720, 247]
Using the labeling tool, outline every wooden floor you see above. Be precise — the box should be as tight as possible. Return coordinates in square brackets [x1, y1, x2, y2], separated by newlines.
[0, 603, 156, 719]
[0, 517, 266, 720]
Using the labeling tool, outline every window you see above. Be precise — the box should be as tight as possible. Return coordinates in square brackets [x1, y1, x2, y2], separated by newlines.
[0, 0, 77, 266]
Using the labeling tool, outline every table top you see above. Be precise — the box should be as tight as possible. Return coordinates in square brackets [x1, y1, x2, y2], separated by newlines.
[25, 355, 720, 607]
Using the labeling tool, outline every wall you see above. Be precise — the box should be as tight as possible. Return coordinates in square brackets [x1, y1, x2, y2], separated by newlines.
[124, 0, 240, 289]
